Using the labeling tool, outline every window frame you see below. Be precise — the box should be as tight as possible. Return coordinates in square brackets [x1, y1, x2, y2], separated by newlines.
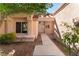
[16, 22, 28, 33]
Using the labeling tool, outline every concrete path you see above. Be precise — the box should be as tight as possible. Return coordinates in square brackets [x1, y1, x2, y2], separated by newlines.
[33, 33, 65, 56]
[41, 34, 54, 45]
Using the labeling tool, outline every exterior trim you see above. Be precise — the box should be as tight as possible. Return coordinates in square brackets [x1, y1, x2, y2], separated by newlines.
[53, 3, 69, 16]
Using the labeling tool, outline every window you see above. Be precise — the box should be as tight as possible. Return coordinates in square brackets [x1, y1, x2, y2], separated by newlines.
[16, 22, 28, 33]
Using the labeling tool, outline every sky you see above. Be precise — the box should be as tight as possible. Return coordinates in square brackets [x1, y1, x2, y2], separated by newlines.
[47, 3, 62, 14]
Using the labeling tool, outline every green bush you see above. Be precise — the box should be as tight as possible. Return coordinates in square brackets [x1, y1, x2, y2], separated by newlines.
[62, 22, 79, 46]
[62, 22, 79, 55]
[0, 32, 16, 44]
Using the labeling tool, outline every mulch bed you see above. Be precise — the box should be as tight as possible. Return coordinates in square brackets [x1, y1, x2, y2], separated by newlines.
[0, 42, 34, 56]
[0, 34, 42, 56]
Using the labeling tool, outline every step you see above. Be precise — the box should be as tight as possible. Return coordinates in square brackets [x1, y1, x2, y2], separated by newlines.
[16, 37, 35, 42]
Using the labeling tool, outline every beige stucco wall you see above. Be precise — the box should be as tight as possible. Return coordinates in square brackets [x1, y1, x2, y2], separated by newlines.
[38, 17, 54, 34]
[0, 13, 5, 35]
[54, 4, 79, 38]
[45, 21, 54, 34]
[38, 16, 54, 34]
[0, 22, 5, 35]
[7, 17, 15, 33]
[31, 20, 38, 38]
[0, 13, 38, 39]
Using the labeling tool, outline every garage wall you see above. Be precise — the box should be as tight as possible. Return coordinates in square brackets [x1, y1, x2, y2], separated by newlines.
[54, 3, 79, 37]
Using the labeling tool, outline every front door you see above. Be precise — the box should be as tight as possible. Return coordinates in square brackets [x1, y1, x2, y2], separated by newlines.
[38, 21, 54, 34]
[38, 21, 45, 33]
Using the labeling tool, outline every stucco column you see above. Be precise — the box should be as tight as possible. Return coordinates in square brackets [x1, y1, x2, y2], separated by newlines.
[30, 15, 34, 36]
[30, 14, 38, 38]
[4, 18, 7, 33]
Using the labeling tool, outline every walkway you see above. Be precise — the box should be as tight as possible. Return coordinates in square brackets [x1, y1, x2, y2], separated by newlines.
[33, 33, 65, 56]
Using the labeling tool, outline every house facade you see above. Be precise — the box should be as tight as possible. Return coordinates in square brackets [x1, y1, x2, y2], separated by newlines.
[0, 13, 55, 41]
[38, 15, 55, 34]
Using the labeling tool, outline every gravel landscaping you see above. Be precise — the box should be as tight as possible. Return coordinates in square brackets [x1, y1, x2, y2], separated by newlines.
[0, 34, 42, 56]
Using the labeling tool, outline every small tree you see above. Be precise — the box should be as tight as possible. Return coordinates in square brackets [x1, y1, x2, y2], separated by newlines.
[0, 3, 53, 19]
[62, 22, 79, 55]
[0, 3, 53, 33]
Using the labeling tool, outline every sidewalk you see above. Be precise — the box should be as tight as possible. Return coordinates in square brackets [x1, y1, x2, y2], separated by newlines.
[33, 33, 65, 56]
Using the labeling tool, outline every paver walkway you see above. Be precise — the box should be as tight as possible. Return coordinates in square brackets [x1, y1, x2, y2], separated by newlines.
[33, 33, 65, 56]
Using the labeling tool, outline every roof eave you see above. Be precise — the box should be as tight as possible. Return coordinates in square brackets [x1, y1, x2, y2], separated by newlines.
[53, 3, 69, 16]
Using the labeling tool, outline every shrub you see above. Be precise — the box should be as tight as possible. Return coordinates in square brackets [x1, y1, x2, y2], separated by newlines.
[0, 32, 16, 44]
[62, 22, 79, 46]
[62, 22, 79, 55]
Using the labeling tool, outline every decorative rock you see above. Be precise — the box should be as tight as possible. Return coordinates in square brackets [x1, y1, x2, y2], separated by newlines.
[7, 49, 15, 56]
